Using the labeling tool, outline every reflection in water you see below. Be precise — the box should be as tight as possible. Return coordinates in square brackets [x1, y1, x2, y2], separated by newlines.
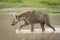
[47, 32, 55, 40]
[40, 32, 55, 40]
[17, 31, 55, 40]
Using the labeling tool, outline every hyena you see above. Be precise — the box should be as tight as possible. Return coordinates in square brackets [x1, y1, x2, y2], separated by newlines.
[11, 10, 55, 31]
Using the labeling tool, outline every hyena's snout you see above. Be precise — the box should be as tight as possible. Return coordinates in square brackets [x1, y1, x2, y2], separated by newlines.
[11, 20, 18, 25]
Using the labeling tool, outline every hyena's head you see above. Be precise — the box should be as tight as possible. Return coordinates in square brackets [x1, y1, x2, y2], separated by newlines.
[11, 13, 22, 26]
[11, 14, 25, 25]
[11, 12, 25, 25]
[11, 10, 34, 25]
[11, 15, 18, 25]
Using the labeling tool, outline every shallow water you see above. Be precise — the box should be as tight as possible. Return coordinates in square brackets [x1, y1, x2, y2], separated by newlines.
[0, 14, 60, 40]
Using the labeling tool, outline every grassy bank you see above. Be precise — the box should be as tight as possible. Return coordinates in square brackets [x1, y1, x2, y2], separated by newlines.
[0, 0, 60, 8]
[0, 0, 60, 13]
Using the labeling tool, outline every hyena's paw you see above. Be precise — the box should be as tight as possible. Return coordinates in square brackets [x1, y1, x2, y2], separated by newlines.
[16, 29, 20, 34]
[42, 29, 45, 32]
[31, 29, 34, 32]
[53, 28, 56, 31]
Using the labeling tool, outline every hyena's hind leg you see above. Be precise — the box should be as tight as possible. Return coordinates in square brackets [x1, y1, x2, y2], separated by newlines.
[40, 22, 45, 31]
[45, 17, 55, 31]
[46, 22, 55, 31]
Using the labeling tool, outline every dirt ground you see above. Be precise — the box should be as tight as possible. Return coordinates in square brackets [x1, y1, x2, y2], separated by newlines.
[0, 14, 60, 40]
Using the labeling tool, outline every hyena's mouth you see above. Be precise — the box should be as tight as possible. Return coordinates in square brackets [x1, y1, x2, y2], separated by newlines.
[11, 23, 15, 25]
[11, 22, 18, 26]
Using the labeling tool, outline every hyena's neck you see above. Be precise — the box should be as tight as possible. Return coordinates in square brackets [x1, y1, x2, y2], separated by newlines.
[20, 13, 31, 18]
[18, 10, 35, 18]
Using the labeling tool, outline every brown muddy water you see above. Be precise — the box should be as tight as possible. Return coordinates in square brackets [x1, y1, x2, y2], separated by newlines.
[0, 14, 60, 40]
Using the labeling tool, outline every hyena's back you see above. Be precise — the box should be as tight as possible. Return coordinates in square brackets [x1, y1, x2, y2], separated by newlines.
[25, 11, 55, 31]
[26, 11, 50, 24]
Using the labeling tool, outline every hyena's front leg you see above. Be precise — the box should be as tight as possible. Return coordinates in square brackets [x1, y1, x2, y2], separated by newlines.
[31, 24, 34, 32]
[19, 23, 28, 31]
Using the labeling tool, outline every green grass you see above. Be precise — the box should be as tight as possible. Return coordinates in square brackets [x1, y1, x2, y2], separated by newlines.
[0, 0, 60, 8]
[0, 0, 60, 13]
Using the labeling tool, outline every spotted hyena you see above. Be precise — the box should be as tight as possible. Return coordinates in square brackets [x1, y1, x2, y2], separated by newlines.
[11, 10, 55, 31]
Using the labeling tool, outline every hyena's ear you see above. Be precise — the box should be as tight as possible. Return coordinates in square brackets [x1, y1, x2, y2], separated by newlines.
[9, 12, 16, 16]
